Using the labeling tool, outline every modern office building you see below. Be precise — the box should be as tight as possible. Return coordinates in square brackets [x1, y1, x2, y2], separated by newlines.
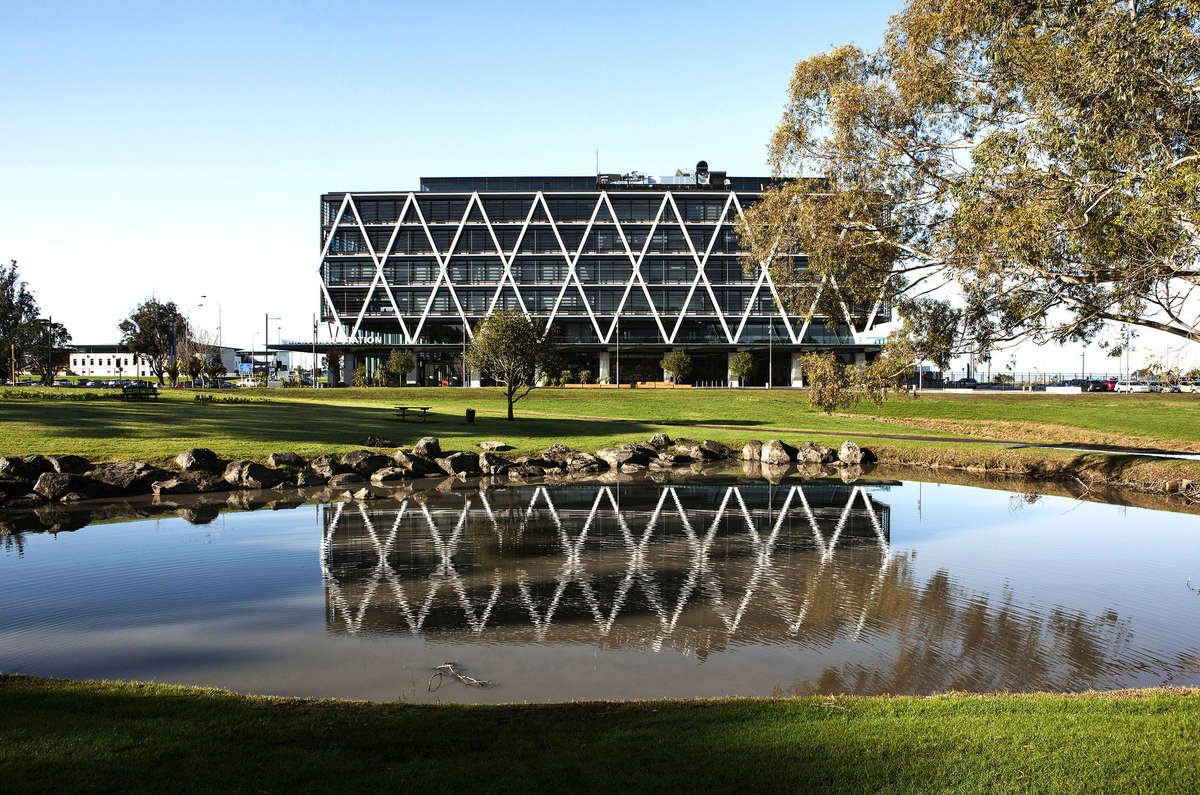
[301, 163, 890, 386]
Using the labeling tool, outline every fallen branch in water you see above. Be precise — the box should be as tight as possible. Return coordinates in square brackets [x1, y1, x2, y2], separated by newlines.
[427, 663, 492, 691]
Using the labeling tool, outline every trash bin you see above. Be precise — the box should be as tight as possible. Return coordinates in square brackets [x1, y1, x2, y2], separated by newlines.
[465, 408, 475, 424]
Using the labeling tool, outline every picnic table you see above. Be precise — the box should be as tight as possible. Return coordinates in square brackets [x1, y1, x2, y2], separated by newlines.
[393, 405, 432, 422]
[121, 383, 159, 401]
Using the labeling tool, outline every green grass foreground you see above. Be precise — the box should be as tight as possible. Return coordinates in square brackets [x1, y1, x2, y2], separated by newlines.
[1, 676, 1197, 792]
[3, 387, 1200, 491]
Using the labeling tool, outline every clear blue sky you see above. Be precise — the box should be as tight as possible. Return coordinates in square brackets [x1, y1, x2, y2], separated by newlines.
[1, 0, 1173, 371]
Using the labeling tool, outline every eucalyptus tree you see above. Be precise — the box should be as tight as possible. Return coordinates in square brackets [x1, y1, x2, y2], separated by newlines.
[740, 0, 1200, 360]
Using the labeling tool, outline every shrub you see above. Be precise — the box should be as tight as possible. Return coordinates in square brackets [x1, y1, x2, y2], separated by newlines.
[580, 369, 593, 385]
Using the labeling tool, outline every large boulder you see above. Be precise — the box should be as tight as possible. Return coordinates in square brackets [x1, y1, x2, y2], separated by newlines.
[566, 451, 604, 473]
[391, 450, 442, 477]
[648, 433, 673, 450]
[596, 444, 654, 469]
[223, 460, 253, 487]
[46, 454, 91, 474]
[88, 461, 168, 495]
[328, 472, 365, 487]
[240, 462, 287, 489]
[33, 472, 106, 502]
[309, 454, 345, 479]
[672, 439, 729, 461]
[370, 467, 410, 485]
[742, 440, 763, 461]
[296, 470, 327, 488]
[478, 440, 511, 451]
[797, 442, 836, 464]
[760, 439, 797, 465]
[411, 436, 441, 458]
[151, 477, 198, 496]
[837, 441, 876, 465]
[436, 451, 481, 476]
[341, 450, 391, 476]
[267, 452, 306, 469]
[0, 455, 52, 481]
[542, 444, 575, 463]
[699, 440, 731, 459]
[478, 452, 513, 475]
[175, 448, 223, 473]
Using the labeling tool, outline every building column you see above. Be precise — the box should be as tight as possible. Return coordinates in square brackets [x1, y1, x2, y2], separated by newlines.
[342, 352, 356, 386]
[468, 369, 482, 388]
[598, 351, 611, 384]
[790, 352, 805, 388]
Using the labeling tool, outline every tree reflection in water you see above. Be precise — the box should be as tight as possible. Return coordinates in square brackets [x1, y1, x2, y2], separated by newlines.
[322, 481, 1195, 695]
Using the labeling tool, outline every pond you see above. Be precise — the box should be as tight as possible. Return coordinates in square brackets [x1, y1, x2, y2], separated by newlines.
[1, 475, 1198, 703]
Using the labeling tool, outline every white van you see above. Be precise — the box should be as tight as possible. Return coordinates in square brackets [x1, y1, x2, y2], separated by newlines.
[1115, 380, 1152, 393]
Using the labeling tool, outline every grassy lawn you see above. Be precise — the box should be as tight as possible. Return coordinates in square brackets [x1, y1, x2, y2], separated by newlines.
[1, 676, 1196, 792]
[2, 387, 1199, 491]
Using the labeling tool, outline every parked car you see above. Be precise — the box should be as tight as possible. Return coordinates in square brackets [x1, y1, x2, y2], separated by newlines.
[949, 377, 978, 388]
[1085, 380, 1109, 392]
[53, 378, 72, 387]
[1115, 380, 1153, 393]
[1181, 379, 1200, 393]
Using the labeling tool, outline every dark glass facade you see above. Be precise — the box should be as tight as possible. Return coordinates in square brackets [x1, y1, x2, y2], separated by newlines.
[317, 171, 887, 385]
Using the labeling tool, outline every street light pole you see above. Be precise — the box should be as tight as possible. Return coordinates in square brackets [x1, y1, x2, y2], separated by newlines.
[767, 320, 773, 390]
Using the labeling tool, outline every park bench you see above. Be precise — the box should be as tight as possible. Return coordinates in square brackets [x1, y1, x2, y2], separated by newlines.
[122, 383, 159, 401]
[393, 405, 432, 422]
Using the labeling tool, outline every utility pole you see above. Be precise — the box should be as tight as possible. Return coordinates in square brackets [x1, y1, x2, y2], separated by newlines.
[767, 321, 773, 389]
[263, 314, 281, 381]
[46, 316, 52, 384]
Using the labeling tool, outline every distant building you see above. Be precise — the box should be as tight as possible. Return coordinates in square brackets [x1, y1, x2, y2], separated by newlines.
[280, 162, 891, 387]
[68, 344, 240, 378]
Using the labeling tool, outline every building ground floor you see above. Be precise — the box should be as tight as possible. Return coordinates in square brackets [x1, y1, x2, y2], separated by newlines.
[273, 343, 879, 388]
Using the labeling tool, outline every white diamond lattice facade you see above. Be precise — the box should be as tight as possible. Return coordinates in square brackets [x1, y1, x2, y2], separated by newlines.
[312, 170, 890, 386]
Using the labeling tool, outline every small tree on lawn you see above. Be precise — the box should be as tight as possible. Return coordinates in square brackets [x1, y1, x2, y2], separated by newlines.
[353, 363, 368, 387]
[203, 354, 225, 386]
[464, 310, 556, 420]
[660, 351, 692, 384]
[183, 355, 204, 386]
[384, 349, 415, 386]
[164, 360, 180, 388]
[579, 369, 593, 385]
[729, 351, 754, 387]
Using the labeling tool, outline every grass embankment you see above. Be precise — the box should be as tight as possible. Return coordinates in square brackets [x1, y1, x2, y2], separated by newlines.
[2, 387, 1199, 493]
[1, 676, 1196, 792]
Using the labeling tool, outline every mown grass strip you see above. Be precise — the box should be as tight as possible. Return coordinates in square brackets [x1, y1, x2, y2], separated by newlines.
[0, 676, 1196, 792]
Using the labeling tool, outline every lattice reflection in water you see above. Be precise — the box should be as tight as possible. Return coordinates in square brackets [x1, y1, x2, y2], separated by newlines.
[321, 481, 1196, 695]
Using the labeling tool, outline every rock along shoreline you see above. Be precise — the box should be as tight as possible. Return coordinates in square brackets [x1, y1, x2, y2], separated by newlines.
[0, 435, 876, 513]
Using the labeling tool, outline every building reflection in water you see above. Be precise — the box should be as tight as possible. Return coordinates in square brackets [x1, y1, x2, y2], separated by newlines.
[320, 481, 1186, 695]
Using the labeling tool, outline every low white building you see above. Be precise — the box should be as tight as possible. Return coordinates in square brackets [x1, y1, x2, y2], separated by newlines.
[68, 344, 241, 378]
[69, 345, 154, 378]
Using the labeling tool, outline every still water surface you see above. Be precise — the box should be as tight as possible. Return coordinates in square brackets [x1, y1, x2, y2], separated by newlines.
[2, 478, 1198, 702]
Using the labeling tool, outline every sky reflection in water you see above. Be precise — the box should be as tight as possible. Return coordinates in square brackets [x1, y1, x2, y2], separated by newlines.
[1, 477, 1198, 703]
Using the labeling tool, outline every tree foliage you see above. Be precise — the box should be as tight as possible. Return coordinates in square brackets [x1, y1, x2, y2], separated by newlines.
[383, 349, 415, 386]
[729, 351, 755, 385]
[118, 299, 189, 385]
[740, 0, 1200, 354]
[660, 351, 693, 383]
[0, 260, 70, 381]
[464, 310, 557, 419]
